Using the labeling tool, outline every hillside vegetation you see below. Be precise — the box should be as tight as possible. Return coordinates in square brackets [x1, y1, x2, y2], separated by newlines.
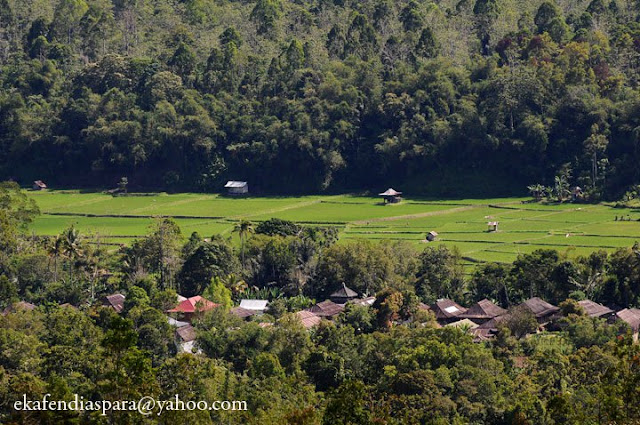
[1, 0, 640, 196]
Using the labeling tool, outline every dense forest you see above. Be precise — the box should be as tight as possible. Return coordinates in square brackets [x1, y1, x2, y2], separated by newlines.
[1, 0, 640, 196]
[2, 182, 640, 423]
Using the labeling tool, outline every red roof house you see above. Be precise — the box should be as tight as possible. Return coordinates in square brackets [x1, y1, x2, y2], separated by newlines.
[167, 296, 219, 321]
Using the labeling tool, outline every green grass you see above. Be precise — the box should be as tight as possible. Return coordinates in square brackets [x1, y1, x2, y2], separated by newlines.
[27, 191, 640, 265]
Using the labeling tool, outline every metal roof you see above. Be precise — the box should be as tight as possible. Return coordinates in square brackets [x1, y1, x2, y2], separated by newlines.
[225, 181, 248, 188]
[239, 299, 269, 311]
[176, 325, 197, 342]
[230, 307, 257, 318]
[296, 311, 322, 329]
[379, 188, 402, 196]
[521, 297, 560, 318]
[578, 299, 614, 318]
[308, 300, 345, 317]
[460, 299, 507, 320]
[167, 316, 190, 328]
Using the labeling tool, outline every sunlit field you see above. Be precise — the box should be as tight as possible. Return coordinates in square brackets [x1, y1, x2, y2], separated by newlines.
[28, 191, 640, 266]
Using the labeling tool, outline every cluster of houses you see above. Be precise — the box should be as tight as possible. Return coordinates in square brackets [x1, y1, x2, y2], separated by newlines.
[420, 296, 640, 342]
[6, 285, 640, 354]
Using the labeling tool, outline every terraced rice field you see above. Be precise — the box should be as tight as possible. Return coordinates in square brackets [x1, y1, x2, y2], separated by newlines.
[27, 191, 640, 267]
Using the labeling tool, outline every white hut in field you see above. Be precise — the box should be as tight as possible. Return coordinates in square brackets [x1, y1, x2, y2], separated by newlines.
[33, 180, 47, 190]
[487, 221, 499, 232]
[224, 181, 249, 195]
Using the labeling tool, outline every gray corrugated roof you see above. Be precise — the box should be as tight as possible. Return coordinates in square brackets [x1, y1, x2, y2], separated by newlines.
[230, 307, 256, 318]
[308, 300, 345, 317]
[239, 299, 268, 311]
[616, 308, 640, 332]
[296, 311, 322, 329]
[461, 299, 507, 319]
[167, 316, 190, 328]
[176, 325, 196, 342]
[578, 300, 614, 318]
[225, 181, 248, 188]
[521, 297, 560, 318]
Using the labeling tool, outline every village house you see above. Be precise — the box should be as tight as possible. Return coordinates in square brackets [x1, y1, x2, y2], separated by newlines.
[612, 308, 640, 341]
[296, 310, 322, 329]
[330, 283, 358, 304]
[102, 293, 125, 313]
[487, 221, 499, 232]
[175, 325, 198, 353]
[471, 314, 510, 341]
[230, 306, 257, 320]
[167, 296, 219, 322]
[239, 299, 268, 314]
[426, 231, 438, 242]
[379, 188, 402, 204]
[445, 318, 479, 331]
[224, 181, 249, 195]
[578, 299, 614, 319]
[460, 299, 507, 325]
[307, 300, 345, 318]
[521, 297, 561, 325]
[430, 299, 467, 325]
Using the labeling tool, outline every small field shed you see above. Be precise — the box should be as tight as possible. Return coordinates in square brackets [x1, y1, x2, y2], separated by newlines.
[225, 181, 249, 195]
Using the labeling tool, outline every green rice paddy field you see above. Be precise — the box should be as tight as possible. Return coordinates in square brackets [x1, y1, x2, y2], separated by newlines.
[27, 191, 640, 269]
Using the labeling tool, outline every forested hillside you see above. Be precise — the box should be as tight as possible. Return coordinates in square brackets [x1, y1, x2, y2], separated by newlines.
[1, 0, 640, 196]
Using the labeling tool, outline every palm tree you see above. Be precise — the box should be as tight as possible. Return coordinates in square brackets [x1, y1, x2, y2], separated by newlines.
[527, 184, 546, 201]
[46, 235, 64, 282]
[553, 175, 570, 202]
[62, 226, 83, 284]
[233, 220, 254, 269]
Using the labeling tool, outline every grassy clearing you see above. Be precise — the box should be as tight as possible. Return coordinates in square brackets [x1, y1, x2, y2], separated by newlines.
[27, 191, 640, 265]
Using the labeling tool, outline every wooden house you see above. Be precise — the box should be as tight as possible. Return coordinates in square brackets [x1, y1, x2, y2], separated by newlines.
[224, 181, 249, 195]
[307, 300, 345, 318]
[430, 299, 467, 325]
[471, 314, 510, 341]
[230, 307, 257, 320]
[460, 299, 507, 324]
[175, 325, 197, 353]
[330, 283, 358, 304]
[296, 311, 322, 329]
[612, 308, 640, 341]
[577, 299, 614, 319]
[521, 297, 560, 324]
[379, 188, 402, 204]
[102, 293, 125, 313]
